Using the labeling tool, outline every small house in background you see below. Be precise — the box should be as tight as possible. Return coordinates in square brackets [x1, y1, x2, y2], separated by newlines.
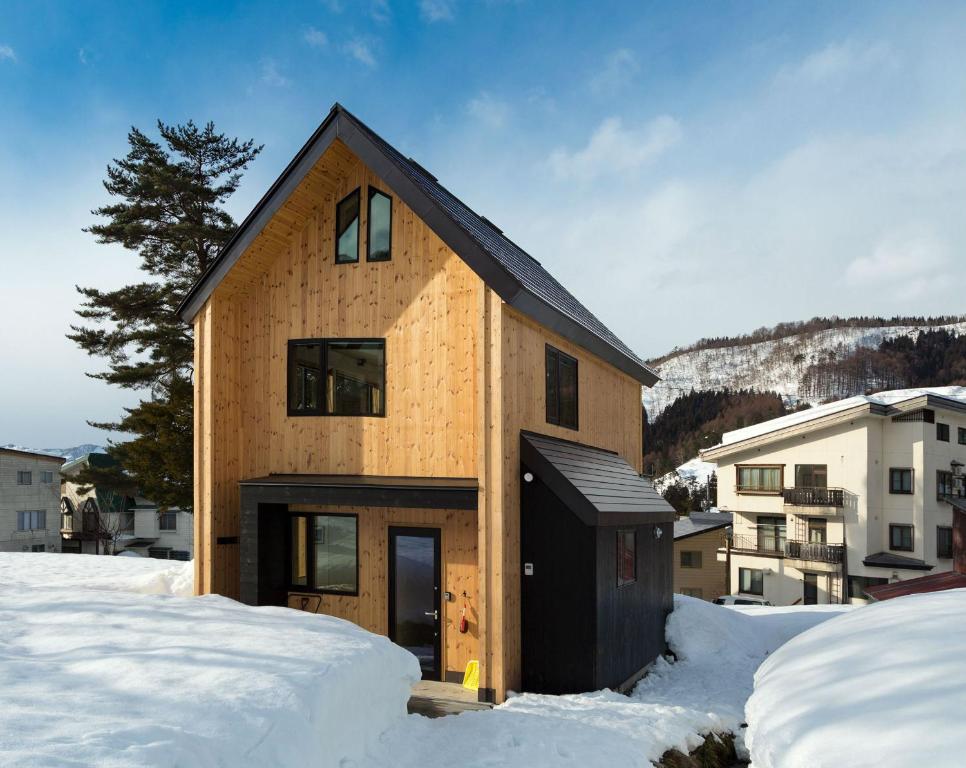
[673, 510, 732, 601]
[177, 104, 674, 703]
[0, 447, 64, 553]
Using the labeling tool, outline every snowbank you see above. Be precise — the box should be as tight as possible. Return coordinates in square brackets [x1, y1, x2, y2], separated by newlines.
[0, 554, 420, 767]
[746, 589, 966, 768]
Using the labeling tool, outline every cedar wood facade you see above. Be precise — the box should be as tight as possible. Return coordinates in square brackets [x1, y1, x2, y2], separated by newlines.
[179, 104, 674, 702]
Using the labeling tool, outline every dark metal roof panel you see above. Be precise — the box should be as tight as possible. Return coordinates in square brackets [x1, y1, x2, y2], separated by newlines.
[863, 551, 935, 571]
[864, 570, 966, 601]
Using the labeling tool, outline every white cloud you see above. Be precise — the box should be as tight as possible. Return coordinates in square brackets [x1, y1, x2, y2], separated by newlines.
[845, 229, 949, 299]
[78, 48, 89, 65]
[466, 92, 511, 130]
[0, 44, 16, 62]
[370, 0, 391, 23]
[548, 115, 682, 180]
[420, 0, 454, 22]
[259, 58, 289, 87]
[344, 38, 377, 68]
[303, 26, 328, 48]
[589, 48, 639, 94]
[779, 39, 896, 84]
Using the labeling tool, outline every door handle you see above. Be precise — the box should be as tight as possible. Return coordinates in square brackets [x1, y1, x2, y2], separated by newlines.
[424, 610, 439, 620]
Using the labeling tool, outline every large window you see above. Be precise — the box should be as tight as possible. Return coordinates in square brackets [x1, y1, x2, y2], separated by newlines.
[680, 550, 702, 568]
[159, 511, 177, 531]
[16, 471, 31, 485]
[756, 516, 787, 553]
[937, 526, 953, 559]
[17, 510, 46, 531]
[617, 529, 636, 587]
[736, 465, 783, 493]
[795, 464, 827, 488]
[335, 188, 361, 264]
[889, 523, 913, 552]
[739, 567, 764, 595]
[288, 339, 385, 417]
[889, 468, 913, 494]
[937, 422, 950, 442]
[545, 345, 578, 430]
[367, 187, 392, 261]
[290, 514, 358, 594]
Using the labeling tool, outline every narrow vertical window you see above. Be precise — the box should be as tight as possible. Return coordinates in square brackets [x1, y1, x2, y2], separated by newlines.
[335, 188, 360, 264]
[545, 345, 578, 429]
[617, 529, 637, 586]
[287, 341, 323, 415]
[366, 187, 392, 261]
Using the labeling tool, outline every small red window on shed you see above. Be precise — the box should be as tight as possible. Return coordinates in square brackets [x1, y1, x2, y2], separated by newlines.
[617, 529, 637, 587]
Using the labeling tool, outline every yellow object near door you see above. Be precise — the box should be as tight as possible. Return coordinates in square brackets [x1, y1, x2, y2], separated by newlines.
[462, 660, 479, 691]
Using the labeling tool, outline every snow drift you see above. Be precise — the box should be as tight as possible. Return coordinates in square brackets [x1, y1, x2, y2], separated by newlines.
[745, 589, 966, 768]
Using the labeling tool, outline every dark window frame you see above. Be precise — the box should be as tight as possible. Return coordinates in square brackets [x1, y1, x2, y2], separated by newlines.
[680, 550, 702, 569]
[366, 186, 392, 262]
[889, 523, 914, 552]
[288, 511, 360, 596]
[756, 515, 787, 553]
[545, 345, 579, 430]
[17, 510, 46, 531]
[16, 470, 32, 486]
[616, 529, 637, 587]
[739, 567, 764, 596]
[335, 187, 361, 264]
[794, 464, 828, 488]
[287, 338, 387, 418]
[807, 518, 827, 544]
[937, 470, 954, 500]
[159, 511, 178, 531]
[889, 468, 913, 495]
[735, 464, 784, 494]
[937, 422, 950, 442]
[959, 427, 966, 446]
[937, 526, 953, 559]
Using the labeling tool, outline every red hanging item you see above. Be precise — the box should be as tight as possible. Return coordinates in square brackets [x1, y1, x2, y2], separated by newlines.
[459, 602, 469, 634]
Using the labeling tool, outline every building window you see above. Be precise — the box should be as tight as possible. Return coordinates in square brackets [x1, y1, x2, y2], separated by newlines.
[848, 575, 889, 599]
[736, 465, 783, 493]
[937, 422, 950, 442]
[617, 529, 636, 587]
[545, 345, 578, 430]
[937, 526, 953, 559]
[335, 188, 361, 264]
[889, 523, 913, 552]
[756, 515, 787, 553]
[938, 470, 954, 500]
[795, 464, 827, 488]
[739, 567, 764, 595]
[959, 427, 966, 445]
[681, 587, 703, 599]
[808, 518, 827, 544]
[889, 468, 913, 494]
[290, 513, 358, 594]
[16, 471, 32, 485]
[17, 510, 46, 531]
[159, 511, 177, 531]
[680, 550, 702, 568]
[287, 339, 385, 417]
[31, 544, 45, 553]
[366, 187, 392, 261]
[40, 470, 55, 483]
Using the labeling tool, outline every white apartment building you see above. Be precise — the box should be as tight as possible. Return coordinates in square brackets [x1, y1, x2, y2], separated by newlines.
[702, 387, 966, 605]
[0, 448, 65, 553]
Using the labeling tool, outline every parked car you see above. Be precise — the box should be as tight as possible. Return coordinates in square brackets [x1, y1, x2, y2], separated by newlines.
[713, 595, 772, 606]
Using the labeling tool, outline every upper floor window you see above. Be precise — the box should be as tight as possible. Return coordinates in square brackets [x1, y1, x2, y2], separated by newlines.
[795, 464, 827, 488]
[335, 188, 361, 264]
[16, 471, 32, 485]
[889, 523, 913, 552]
[959, 427, 966, 445]
[17, 510, 45, 531]
[680, 550, 702, 569]
[938, 470, 954, 500]
[288, 339, 386, 417]
[616, 529, 636, 587]
[736, 465, 782, 493]
[739, 567, 764, 595]
[889, 468, 913, 494]
[367, 187, 392, 261]
[937, 422, 950, 442]
[40, 470, 54, 484]
[937, 526, 953, 559]
[545, 345, 578, 430]
[159, 511, 177, 531]
[756, 515, 787, 553]
[808, 518, 827, 544]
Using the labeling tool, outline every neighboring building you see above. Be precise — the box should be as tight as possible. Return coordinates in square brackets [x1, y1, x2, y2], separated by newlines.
[702, 387, 966, 606]
[673, 510, 732, 601]
[60, 452, 192, 559]
[0, 448, 65, 553]
[177, 104, 674, 703]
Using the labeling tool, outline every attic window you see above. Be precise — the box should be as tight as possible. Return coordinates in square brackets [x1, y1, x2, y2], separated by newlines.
[367, 187, 392, 262]
[335, 188, 360, 264]
[546, 345, 578, 430]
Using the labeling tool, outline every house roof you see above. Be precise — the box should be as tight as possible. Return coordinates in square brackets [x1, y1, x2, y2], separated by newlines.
[0, 447, 66, 464]
[673, 510, 732, 541]
[864, 570, 966, 601]
[702, 386, 966, 459]
[61, 451, 116, 476]
[176, 104, 658, 386]
[863, 551, 935, 571]
[520, 431, 675, 526]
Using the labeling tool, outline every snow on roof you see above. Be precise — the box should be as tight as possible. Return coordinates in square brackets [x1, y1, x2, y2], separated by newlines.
[711, 386, 966, 449]
[674, 509, 733, 540]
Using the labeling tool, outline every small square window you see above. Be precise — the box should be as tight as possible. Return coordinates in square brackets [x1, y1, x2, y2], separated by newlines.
[335, 188, 361, 264]
[937, 526, 953, 559]
[16, 471, 32, 485]
[889, 468, 913, 494]
[889, 524, 913, 552]
[937, 423, 950, 442]
[680, 550, 702, 568]
[290, 514, 358, 594]
[159, 511, 177, 531]
[739, 567, 764, 595]
[617, 530, 636, 587]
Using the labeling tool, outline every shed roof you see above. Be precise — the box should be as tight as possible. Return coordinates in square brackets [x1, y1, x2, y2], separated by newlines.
[520, 431, 675, 526]
[864, 570, 966, 601]
[176, 104, 657, 386]
[863, 551, 935, 571]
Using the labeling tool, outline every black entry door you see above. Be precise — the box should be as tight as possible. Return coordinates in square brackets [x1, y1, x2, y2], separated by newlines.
[388, 527, 441, 680]
[803, 573, 818, 605]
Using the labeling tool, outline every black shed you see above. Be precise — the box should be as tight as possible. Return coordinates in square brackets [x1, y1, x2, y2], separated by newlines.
[520, 431, 675, 695]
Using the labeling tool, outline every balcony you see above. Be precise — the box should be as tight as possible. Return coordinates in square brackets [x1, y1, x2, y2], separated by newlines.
[730, 534, 784, 557]
[782, 486, 844, 508]
[785, 540, 844, 565]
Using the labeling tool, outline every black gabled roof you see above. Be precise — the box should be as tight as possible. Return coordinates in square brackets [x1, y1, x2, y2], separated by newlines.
[176, 104, 658, 386]
[520, 431, 675, 526]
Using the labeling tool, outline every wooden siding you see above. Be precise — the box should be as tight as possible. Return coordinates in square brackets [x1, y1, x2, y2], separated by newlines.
[673, 529, 729, 601]
[286, 505, 479, 679]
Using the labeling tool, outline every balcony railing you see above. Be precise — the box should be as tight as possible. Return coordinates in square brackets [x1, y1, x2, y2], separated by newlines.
[782, 486, 845, 507]
[730, 534, 785, 556]
[784, 540, 844, 564]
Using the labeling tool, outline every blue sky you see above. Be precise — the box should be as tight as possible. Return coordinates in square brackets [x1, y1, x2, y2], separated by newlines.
[2, 0, 965, 446]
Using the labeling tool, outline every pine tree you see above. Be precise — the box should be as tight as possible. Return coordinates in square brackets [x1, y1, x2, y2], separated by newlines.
[69, 121, 262, 511]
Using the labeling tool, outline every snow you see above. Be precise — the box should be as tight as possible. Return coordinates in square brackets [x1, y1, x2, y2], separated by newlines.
[654, 457, 717, 494]
[746, 589, 966, 768]
[1, 443, 107, 461]
[0, 553, 420, 768]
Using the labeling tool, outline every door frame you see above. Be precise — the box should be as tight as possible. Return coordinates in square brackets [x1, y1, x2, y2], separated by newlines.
[803, 572, 819, 605]
[388, 525, 442, 681]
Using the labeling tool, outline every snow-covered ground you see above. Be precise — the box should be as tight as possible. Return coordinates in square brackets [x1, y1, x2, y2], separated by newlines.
[746, 589, 966, 768]
[0, 553, 419, 768]
[653, 456, 717, 494]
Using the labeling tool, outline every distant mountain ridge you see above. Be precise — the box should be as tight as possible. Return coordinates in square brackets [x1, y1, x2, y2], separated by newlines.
[1, 444, 107, 462]
[644, 317, 966, 418]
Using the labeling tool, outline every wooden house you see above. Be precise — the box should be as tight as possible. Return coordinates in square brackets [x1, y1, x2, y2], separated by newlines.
[178, 104, 674, 703]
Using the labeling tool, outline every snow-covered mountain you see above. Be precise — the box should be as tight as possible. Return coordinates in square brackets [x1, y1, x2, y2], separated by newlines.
[644, 320, 966, 418]
[1, 444, 107, 462]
